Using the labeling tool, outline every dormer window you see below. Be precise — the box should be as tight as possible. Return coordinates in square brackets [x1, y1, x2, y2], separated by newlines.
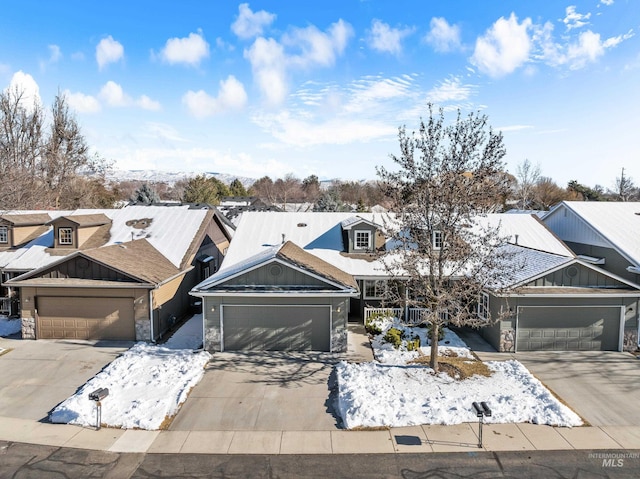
[432, 230, 443, 250]
[354, 230, 372, 250]
[0, 226, 7, 244]
[59, 227, 73, 245]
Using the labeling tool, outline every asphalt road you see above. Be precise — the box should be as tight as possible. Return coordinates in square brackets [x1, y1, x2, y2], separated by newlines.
[2, 441, 640, 479]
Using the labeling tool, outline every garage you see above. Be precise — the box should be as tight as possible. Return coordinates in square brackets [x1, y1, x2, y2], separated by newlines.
[222, 305, 331, 351]
[516, 306, 622, 351]
[36, 296, 135, 340]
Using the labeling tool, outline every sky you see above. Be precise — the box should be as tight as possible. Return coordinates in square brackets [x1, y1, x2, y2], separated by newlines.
[1, 0, 638, 188]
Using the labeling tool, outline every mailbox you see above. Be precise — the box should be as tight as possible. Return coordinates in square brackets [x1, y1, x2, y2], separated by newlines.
[89, 388, 109, 402]
[480, 401, 492, 417]
[472, 402, 484, 418]
[472, 401, 491, 448]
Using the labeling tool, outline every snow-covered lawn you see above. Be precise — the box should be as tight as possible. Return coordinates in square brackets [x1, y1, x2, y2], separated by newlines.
[336, 317, 583, 429]
[50, 314, 210, 430]
[0, 316, 21, 337]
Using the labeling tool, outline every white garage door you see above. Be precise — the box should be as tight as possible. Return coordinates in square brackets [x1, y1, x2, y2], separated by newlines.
[222, 305, 331, 351]
[517, 306, 621, 351]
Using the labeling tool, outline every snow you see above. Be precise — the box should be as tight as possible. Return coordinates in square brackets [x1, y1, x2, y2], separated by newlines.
[337, 316, 583, 429]
[0, 317, 21, 337]
[50, 315, 210, 430]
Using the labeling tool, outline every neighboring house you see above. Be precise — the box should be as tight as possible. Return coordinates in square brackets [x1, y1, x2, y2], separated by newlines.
[0, 205, 232, 342]
[191, 211, 640, 353]
[542, 201, 640, 286]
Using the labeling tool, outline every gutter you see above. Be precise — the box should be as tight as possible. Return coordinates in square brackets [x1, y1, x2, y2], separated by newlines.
[627, 266, 640, 274]
[149, 289, 155, 343]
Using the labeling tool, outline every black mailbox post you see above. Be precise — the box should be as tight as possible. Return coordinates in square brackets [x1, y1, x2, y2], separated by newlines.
[89, 388, 109, 430]
[472, 401, 492, 448]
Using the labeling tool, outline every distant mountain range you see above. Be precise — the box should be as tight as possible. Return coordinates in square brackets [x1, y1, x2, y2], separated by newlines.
[104, 170, 256, 188]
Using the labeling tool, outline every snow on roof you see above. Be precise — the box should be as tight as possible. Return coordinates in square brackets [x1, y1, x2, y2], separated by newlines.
[219, 211, 573, 280]
[480, 213, 574, 257]
[549, 201, 640, 267]
[1, 205, 208, 271]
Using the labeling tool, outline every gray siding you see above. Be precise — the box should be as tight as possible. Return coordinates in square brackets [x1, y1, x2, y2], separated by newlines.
[530, 263, 624, 288]
[565, 241, 640, 285]
[223, 262, 333, 289]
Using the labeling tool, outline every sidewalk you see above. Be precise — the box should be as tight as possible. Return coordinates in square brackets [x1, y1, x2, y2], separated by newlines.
[1, 415, 639, 453]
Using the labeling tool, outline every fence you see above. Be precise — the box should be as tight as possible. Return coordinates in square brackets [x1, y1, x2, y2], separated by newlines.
[364, 307, 430, 325]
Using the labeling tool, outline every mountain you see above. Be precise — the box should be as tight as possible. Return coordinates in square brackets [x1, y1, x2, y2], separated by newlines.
[104, 170, 256, 188]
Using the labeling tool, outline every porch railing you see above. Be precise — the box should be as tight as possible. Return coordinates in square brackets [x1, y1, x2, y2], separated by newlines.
[364, 307, 430, 325]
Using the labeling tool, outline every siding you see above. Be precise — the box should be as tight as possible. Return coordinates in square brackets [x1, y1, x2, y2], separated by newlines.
[223, 262, 333, 289]
[544, 206, 611, 248]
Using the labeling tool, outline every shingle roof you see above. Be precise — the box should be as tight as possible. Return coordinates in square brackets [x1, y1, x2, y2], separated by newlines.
[0, 213, 52, 226]
[49, 213, 111, 227]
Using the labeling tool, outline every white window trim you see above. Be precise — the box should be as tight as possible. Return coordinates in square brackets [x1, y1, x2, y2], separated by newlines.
[354, 230, 372, 250]
[0, 226, 7, 244]
[478, 292, 489, 320]
[59, 227, 73, 245]
[432, 230, 443, 250]
[363, 279, 386, 299]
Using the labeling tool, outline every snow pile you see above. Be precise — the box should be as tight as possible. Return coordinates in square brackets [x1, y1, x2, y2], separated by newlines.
[0, 317, 21, 337]
[336, 359, 583, 429]
[50, 343, 210, 430]
[368, 316, 474, 365]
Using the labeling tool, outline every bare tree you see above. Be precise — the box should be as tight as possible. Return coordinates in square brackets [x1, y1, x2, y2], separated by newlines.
[377, 105, 518, 372]
[532, 177, 571, 210]
[609, 167, 637, 202]
[514, 159, 541, 209]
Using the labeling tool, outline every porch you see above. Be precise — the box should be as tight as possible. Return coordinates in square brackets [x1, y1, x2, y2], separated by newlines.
[364, 307, 430, 325]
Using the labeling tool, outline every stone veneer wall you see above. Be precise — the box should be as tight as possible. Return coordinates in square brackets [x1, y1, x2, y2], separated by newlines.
[21, 317, 35, 340]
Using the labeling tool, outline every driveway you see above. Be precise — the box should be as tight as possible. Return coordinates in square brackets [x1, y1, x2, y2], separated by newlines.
[168, 351, 342, 431]
[0, 337, 131, 421]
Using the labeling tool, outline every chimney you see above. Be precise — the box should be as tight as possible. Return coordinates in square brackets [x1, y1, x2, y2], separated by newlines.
[282, 233, 286, 244]
[514, 234, 519, 245]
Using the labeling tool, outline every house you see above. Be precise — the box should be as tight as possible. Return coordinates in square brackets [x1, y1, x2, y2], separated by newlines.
[542, 201, 640, 285]
[191, 211, 639, 353]
[1, 205, 232, 341]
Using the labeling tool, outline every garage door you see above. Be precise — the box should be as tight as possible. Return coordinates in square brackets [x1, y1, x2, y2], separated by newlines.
[517, 306, 621, 351]
[37, 296, 135, 340]
[222, 305, 330, 351]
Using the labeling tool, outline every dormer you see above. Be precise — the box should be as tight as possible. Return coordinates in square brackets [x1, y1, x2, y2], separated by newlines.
[340, 216, 384, 254]
[0, 213, 51, 248]
[48, 214, 112, 249]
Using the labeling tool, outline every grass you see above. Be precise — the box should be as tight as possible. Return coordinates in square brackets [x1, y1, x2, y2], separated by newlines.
[408, 350, 493, 380]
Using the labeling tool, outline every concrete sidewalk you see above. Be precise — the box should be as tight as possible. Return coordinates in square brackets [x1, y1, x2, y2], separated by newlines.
[0, 416, 639, 454]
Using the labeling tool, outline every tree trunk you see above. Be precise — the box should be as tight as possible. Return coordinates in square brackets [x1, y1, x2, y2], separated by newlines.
[429, 322, 439, 372]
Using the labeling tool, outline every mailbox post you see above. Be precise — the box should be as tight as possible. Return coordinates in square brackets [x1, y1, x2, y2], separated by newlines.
[472, 401, 491, 448]
[88, 388, 109, 430]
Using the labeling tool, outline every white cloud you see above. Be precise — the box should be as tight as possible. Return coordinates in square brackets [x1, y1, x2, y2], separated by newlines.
[497, 124, 533, 132]
[244, 19, 353, 106]
[425, 77, 473, 103]
[64, 90, 101, 113]
[183, 75, 248, 118]
[563, 6, 591, 31]
[368, 19, 414, 55]
[471, 13, 532, 77]
[343, 76, 414, 114]
[160, 30, 209, 66]
[231, 3, 276, 40]
[5, 71, 41, 111]
[142, 122, 188, 143]
[96, 36, 124, 70]
[244, 37, 287, 106]
[600, 0, 614, 7]
[99, 81, 129, 107]
[48, 44, 62, 63]
[425, 17, 461, 53]
[136, 95, 162, 111]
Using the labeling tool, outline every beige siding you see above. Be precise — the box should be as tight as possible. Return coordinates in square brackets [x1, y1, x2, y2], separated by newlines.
[77, 225, 101, 247]
[10, 225, 42, 246]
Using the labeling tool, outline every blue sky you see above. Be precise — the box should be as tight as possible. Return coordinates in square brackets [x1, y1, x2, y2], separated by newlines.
[1, 1, 638, 188]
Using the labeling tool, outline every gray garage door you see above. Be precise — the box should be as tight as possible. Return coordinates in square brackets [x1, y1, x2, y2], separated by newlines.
[222, 305, 330, 351]
[517, 306, 621, 351]
[37, 296, 135, 340]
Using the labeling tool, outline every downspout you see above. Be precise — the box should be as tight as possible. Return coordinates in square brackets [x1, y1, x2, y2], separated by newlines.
[149, 289, 156, 343]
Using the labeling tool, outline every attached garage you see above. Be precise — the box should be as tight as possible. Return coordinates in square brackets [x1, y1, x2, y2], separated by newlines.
[36, 296, 135, 340]
[222, 305, 330, 351]
[516, 306, 622, 351]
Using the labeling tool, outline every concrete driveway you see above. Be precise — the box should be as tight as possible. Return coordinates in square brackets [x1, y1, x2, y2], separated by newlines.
[169, 351, 342, 431]
[511, 351, 640, 427]
[0, 337, 131, 421]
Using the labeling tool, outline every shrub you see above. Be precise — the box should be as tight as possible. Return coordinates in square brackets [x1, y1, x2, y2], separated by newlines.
[383, 327, 403, 349]
[406, 336, 421, 351]
[365, 317, 383, 335]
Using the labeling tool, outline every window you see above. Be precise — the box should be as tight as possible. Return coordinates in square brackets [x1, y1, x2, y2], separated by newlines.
[364, 279, 386, 299]
[0, 226, 7, 244]
[58, 227, 73, 245]
[432, 230, 443, 249]
[478, 292, 489, 320]
[354, 230, 372, 250]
